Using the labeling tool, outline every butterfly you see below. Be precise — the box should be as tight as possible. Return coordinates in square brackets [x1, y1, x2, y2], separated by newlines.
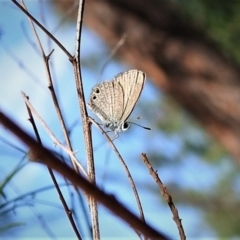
[88, 69, 146, 134]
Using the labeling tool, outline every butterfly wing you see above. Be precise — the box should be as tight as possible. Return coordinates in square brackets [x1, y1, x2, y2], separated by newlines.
[114, 70, 146, 122]
[88, 81, 124, 127]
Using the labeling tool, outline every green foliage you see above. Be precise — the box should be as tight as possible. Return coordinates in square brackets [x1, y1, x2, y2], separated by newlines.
[177, 0, 240, 62]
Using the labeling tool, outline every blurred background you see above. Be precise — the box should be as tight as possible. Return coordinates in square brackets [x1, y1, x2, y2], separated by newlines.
[1, 0, 240, 239]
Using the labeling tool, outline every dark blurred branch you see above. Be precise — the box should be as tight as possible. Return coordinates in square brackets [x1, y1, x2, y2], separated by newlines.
[0, 111, 170, 240]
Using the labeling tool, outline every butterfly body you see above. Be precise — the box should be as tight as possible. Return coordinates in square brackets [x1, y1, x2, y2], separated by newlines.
[88, 69, 146, 133]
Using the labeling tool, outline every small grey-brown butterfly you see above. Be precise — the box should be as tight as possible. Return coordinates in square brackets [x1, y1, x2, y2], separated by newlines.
[88, 69, 148, 133]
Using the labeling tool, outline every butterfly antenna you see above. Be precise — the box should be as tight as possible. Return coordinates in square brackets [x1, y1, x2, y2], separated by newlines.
[99, 33, 128, 79]
[128, 122, 151, 131]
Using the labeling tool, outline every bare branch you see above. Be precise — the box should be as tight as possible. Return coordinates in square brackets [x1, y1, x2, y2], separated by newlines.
[141, 153, 186, 240]
[22, 0, 80, 174]
[22, 93, 82, 240]
[73, 0, 100, 238]
[21, 92, 87, 177]
[12, 0, 72, 59]
[0, 110, 170, 240]
[89, 117, 146, 225]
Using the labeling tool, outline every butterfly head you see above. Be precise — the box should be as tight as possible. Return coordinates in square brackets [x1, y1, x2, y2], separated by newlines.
[105, 120, 131, 133]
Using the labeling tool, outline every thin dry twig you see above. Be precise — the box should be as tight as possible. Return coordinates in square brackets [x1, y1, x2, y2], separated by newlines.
[73, 0, 100, 238]
[12, 0, 72, 59]
[0, 111, 170, 240]
[23, 95, 82, 240]
[21, 92, 87, 177]
[13, 0, 98, 237]
[22, 0, 80, 174]
[89, 118, 146, 223]
[141, 153, 186, 240]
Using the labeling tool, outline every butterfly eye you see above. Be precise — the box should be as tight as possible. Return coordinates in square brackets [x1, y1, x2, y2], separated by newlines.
[121, 122, 131, 131]
[94, 88, 100, 94]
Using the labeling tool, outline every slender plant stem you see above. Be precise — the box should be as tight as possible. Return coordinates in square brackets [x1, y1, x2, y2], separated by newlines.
[21, 92, 87, 177]
[73, 0, 100, 239]
[141, 153, 186, 240]
[0, 111, 170, 240]
[89, 117, 146, 222]
[23, 95, 82, 240]
[21, 0, 80, 174]
[12, 0, 72, 59]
